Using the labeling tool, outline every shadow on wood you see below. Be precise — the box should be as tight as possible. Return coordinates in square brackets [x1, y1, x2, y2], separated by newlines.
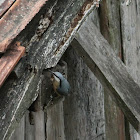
[71, 15, 140, 134]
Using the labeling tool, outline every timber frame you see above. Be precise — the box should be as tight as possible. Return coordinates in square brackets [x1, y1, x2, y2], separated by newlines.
[0, 0, 140, 139]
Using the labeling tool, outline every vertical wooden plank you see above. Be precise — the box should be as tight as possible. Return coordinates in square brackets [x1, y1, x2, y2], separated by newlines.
[63, 47, 105, 140]
[34, 110, 45, 140]
[25, 111, 35, 140]
[99, 0, 125, 139]
[46, 101, 65, 140]
[31, 78, 46, 140]
[45, 63, 67, 140]
[10, 115, 25, 140]
[63, 9, 105, 140]
[120, 0, 140, 139]
[0, 0, 48, 52]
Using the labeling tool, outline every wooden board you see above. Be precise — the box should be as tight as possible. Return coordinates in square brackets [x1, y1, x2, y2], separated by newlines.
[63, 9, 105, 140]
[71, 14, 140, 134]
[46, 101, 65, 140]
[0, 44, 25, 88]
[120, 0, 140, 139]
[0, 0, 16, 17]
[10, 115, 25, 140]
[44, 62, 68, 140]
[0, 0, 48, 52]
[34, 110, 45, 140]
[0, 72, 41, 140]
[0, 1, 96, 139]
[99, 0, 125, 139]
[63, 46, 105, 140]
[25, 111, 35, 140]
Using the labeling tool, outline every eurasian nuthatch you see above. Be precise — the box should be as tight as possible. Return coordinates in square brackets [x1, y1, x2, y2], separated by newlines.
[50, 71, 70, 96]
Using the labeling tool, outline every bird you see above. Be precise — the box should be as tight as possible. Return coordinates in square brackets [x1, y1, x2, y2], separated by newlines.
[50, 71, 70, 96]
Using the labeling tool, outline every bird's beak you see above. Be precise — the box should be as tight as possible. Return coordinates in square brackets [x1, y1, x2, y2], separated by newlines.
[48, 70, 56, 77]
[48, 69, 53, 73]
[48, 70, 54, 81]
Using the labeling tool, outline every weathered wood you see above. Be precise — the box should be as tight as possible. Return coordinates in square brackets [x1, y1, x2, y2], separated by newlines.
[62, 11, 105, 139]
[0, 0, 15, 17]
[34, 110, 45, 140]
[10, 116, 25, 140]
[0, 72, 41, 140]
[99, 1, 125, 139]
[46, 101, 65, 140]
[63, 46, 105, 140]
[10, 107, 45, 140]
[0, 44, 25, 88]
[32, 87, 46, 140]
[71, 13, 140, 134]
[16, 0, 97, 69]
[44, 62, 68, 140]
[25, 111, 35, 140]
[120, 0, 140, 139]
[0, 0, 48, 52]
[0, 2, 98, 139]
[10, 104, 46, 140]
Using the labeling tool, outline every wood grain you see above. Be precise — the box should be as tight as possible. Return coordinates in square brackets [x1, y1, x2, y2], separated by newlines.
[34, 110, 45, 140]
[72, 15, 140, 134]
[0, 0, 48, 52]
[99, 0, 125, 139]
[0, 1, 94, 139]
[10, 116, 25, 140]
[0, 45, 25, 88]
[46, 101, 65, 140]
[120, 0, 140, 139]
[0, 0, 16, 17]
[63, 47, 105, 140]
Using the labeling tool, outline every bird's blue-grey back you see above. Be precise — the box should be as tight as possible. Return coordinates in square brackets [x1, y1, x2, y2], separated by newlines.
[53, 72, 70, 96]
[57, 78, 70, 96]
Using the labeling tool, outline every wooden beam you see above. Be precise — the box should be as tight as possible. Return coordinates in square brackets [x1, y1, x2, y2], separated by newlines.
[71, 16, 140, 134]
[0, 43, 25, 88]
[99, 1, 125, 139]
[0, 72, 41, 140]
[120, 1, 140, 139]
[0, 2, 97, 140]
[0, 0, 48, 52]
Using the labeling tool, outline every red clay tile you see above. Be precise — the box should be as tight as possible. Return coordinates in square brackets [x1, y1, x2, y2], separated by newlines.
[0, 0, 16, 17]
[0, 42, 25, 88]
[0, 0, 48, 52]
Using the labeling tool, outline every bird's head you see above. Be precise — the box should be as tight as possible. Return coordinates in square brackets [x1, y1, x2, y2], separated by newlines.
[50, 71, 64, 83]
[49, 70, 70, 96]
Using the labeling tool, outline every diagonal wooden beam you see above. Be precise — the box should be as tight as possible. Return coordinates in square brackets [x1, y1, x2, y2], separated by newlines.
[0, 43, 25, 88]
[71, 15, 140, 134]
[0, 0, 48, 52]
[0, 2, 99, 140]
[0, 72, 41, 140]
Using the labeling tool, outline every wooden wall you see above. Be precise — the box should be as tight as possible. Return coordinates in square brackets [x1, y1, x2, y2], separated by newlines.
[120, 0, 140, 139]
[11, 49, 105, 140]
[10, 9, 106, 140]
[9, 1, 140, 140]
[99, 1, 125, 139]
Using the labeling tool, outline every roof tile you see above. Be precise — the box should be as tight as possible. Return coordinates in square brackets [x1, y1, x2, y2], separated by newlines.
[0, 0, 48, 52]
[0, 42, 25, 88]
